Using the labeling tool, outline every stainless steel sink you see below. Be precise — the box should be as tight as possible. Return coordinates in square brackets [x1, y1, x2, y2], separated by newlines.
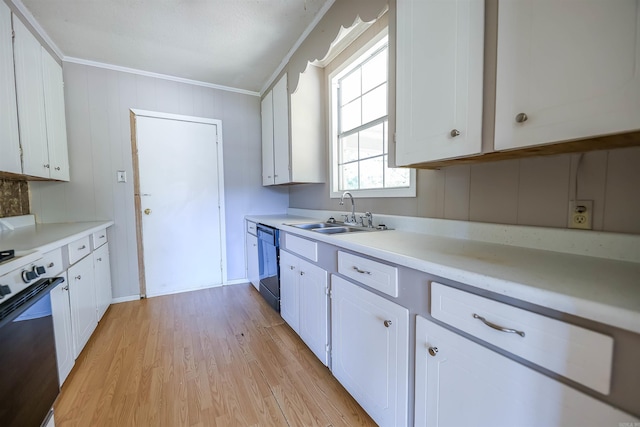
[288, 222, 378, 234]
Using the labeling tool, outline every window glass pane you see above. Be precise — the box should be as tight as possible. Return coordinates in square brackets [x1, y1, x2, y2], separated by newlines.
[339, 133, 359, 164]
[341, 162, 359, 190]
[360, 157, 384, 189]
[384, 156, 411, 188]
[361, 83, 387, 125]
[340, 69, 361, 106]
[340, 99, 361, 133]
[359, 124, 384, 160]
[362, 49, 387, 93]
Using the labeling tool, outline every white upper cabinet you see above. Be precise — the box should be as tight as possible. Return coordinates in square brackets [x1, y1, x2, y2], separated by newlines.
[13, 16, 49, 179]
[0, 2, 21, 175]
[11, 14, 70, 181]
[261, 71, 325, 185]
[262, 74, 290, 185]
[42, 47, 70, 180]
[494, 0, 640, 151]
[396, 0, 485, 165]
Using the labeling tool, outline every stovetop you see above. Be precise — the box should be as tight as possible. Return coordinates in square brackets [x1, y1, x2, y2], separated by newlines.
[0, 250, 15, 264]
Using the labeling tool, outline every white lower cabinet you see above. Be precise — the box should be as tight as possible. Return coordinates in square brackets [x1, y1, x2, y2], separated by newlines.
[331, 275, 409, 427]
[415, 316, 638, 427]
[68, 255, 97, 358]
[50, 272, 74, 385]
[280, 250, 329, 365]
[246, 231, 259, 290]
[93, 244, 112, 321]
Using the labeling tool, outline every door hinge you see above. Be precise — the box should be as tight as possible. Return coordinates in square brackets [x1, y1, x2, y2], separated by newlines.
[12, 30, 15, 39]
[325, 286, 330, 296]
[325, 344, 331, 353]
[393, 132, 397, 144]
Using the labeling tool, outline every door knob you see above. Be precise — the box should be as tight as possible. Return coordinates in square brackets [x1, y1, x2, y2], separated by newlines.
[515, 112, 528, 123]
[428, 347, 438, 357]
[144, 208, 152, 215]
[384, 320, 392, 328]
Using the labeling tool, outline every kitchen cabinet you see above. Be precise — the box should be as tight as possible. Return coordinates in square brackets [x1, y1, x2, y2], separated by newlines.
[280, 249, 329, 365]
[50, 273, 74, 385]
[331, 275, 408, 427]
[246, 222, 259, 290]
[94, 244, 112, 321]
[395, 0, 484, 165]
[0, 2, 21, 175]
[261, 73, 290, 185]
[415, 316, 637, 427]
[261, 71, 325, 185]
[494, 0, 640, 151]
[13, 15, 69, 180]
[68, 255, 97, 358]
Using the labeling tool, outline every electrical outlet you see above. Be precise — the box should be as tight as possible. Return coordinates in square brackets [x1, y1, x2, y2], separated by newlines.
[568, 200, 593, 230]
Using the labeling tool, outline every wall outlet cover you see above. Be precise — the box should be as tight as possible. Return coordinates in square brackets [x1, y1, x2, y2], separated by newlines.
[568, 200, 593, 230]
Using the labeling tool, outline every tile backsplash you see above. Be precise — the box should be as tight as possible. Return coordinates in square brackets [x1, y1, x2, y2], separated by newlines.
[0, 179, 30, 218]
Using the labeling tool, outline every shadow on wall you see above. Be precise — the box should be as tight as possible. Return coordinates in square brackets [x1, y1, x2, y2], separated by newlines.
[0, 179, 30, 218]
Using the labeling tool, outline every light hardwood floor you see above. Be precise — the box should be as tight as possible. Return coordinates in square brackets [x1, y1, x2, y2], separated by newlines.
[54, 284, 376, 426]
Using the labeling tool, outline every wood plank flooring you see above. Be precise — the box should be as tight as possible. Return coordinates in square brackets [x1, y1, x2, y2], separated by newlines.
[54, 284, 376, 426]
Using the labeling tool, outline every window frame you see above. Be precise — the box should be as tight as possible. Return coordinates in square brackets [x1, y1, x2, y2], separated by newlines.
[328, 27, 416, 199]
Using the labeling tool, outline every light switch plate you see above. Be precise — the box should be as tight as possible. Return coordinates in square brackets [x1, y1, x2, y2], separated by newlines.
[117, 170, 127, 183]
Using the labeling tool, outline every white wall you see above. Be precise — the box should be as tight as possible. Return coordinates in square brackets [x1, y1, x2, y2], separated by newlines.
[29, 62, 289, 299]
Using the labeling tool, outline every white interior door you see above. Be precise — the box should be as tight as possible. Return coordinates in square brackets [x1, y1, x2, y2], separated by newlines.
[134, 112, 225, 297]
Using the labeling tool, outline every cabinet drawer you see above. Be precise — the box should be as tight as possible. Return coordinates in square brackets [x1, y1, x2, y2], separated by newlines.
[246, 221, 257, 236]
[431, 282, 614, 394]
[67, 236, 91, 265]
[92, 230, 108, 249]
[337, 251, 398, 297]
[41, 248, 63, 276]
[285, 234, 317, 262]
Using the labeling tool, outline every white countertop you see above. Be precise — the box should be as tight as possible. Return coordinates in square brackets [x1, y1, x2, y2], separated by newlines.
[247, 214, 640, 334]
[0, 221, 113, 275]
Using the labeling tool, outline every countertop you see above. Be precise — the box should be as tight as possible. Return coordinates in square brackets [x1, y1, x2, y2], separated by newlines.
[0, 220, 114, 275]
[247, 214, 640, 335]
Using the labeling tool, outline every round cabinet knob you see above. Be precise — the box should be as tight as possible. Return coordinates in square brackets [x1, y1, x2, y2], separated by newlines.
[63, 285, 69, 291]
[55, 167, 61, 171]
[383, 320, 392, 328]
[289, 266, 295, 270]
[75, 275, 82, 280]
[428, 347, 439, 357]
[44, 164, 50, 168]
[300, 271, 305, 276]
[515, 112, 528, 123]
[144, 208, 152, 215]
[450, 129, 461, 137]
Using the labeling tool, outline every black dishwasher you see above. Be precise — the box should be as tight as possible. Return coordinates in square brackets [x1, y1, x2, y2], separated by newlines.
[257, 224, 280, 312]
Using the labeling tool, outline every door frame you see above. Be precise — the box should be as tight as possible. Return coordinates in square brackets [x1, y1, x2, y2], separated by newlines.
[130, 109, 227, 298]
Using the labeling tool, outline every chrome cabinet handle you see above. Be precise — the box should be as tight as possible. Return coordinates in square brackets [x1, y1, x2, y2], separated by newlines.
[383, 320, 392, 328]
[78, 245, 86, 250]
[63, 285, 69, 291]
[515, 112, 528, 123]
[450, 129, 460, 137]
[99, 235, 105, 238]
[97, 258, 102, 261]
[473, 313, 525, 337]
[428, 347, 438, 357]
[352, 266, 371, 275]
[55, 166, 61, 171]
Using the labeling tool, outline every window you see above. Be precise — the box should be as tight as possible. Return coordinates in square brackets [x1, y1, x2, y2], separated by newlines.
[330, 31, 415, 198]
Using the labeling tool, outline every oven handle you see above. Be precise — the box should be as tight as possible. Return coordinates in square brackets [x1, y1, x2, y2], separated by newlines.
[0, 276, 65, 327]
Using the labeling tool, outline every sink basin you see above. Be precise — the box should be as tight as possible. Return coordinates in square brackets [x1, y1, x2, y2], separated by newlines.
[313, 226, 370, 234]
[291, 222, 341, 229]
[287, 222, 379, 235]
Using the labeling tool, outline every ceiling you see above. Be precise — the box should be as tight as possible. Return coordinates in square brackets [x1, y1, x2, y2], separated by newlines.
[18, 0, 332, 94]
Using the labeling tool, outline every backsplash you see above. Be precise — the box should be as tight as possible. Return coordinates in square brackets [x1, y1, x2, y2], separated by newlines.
[0, 179, 30, 218]
[289, 146, 640, 235]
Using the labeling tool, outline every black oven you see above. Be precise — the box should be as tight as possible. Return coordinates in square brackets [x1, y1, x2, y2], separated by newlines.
[0, 276, 64, 427]
[257, 224, 280, 312]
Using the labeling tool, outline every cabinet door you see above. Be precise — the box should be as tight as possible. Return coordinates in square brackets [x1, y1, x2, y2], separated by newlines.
[396, 0, 484, 165]
[246, 232, 259, 290]
[50, 273, 74, 386]
[298, 258, 328, 366]
[94, 244, 112, 321]
[42, 47, 70, 181]
[68, 256, 97, 358]
[261, 91, 275, 185]
[331, 275, 409, 427]
[279, 250, 299, 333]
[13, 16, 49, 178]
[272, 73, 290, 184]
[0, 2, 21, 174]
[415, 316, 638, 427]
[495, 0, 640, 150]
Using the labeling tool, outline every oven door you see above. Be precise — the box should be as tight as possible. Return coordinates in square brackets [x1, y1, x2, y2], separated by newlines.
[0, 277, 64, 427]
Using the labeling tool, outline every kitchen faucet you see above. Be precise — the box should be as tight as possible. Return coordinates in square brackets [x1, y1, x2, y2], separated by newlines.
[339, 191, 357, 225]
